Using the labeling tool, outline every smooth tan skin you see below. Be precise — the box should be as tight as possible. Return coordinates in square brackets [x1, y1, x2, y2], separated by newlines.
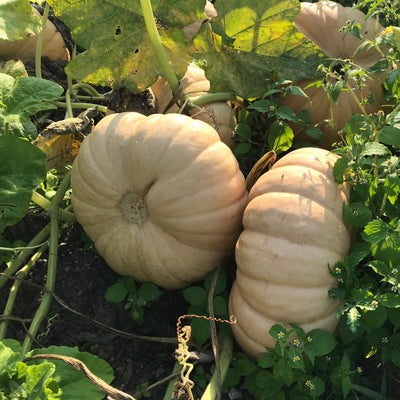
[229, 148, 351, 359]
[71, 112, 247, 289]
[281, 1, 385, 148]
[151, 63, 236, 149]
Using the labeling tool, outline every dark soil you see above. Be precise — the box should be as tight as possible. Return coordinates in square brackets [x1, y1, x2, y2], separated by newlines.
[1, 219, 226, 400]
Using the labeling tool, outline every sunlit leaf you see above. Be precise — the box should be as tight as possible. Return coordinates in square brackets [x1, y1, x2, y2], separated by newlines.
[0, 0, 41, 41]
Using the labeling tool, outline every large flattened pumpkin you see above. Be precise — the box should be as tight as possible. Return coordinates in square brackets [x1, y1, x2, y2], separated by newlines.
[71, 112, 247, 290]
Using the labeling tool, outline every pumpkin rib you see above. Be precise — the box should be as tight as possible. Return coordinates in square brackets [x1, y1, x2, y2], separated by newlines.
[236, 236, 342, 286]
[235, 274, 340, 322]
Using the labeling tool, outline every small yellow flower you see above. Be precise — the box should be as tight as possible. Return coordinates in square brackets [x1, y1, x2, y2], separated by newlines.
[391, 286, 398, 292]
[356, 366, 362, 374]
[293, 355, 301, 362]
[278, 331, 285, 339]
[372, 300, 379, 309]
[392, 268, 399, 274]
[335, 267, 341, 274]
[307, 336, 312, 343]
[293, 339, 301, 347]
[382, 337, 389, 344]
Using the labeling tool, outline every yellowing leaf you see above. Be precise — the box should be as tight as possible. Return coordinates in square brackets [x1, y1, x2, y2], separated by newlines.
[34, 129, 84, 172]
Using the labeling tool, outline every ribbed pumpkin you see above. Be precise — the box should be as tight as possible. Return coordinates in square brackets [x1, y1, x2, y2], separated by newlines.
[229, 147, 351, 358]
[151, 62, 236, 149]
[281, 1, 385, 148]
[71, 112, 247, 290]
[0, 7, 70, 62]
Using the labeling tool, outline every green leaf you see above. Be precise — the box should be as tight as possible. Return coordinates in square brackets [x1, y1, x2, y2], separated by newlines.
[305, 127, 324, 141]
[360, 307, 387, 332]
[269, 324, 288, 342]
[28, 346, 114, 400]
[287, 347, 304, 370]
[268, 120, 294, 154]
[343, 114, 373, 144]
[276, 106, 297, 121]
[284, 85, 308, 98]
[341, 354, 352, 398]
[17, 362, 60, 398]
[0, 136, 47, 232]
[333, 155, 351, 184]
[273, 358, 294, 386]
[367, 260, 390, 277]
[330, 79, 345, 103]
[0, 74, 63, 127]
[204, 268, 227, 296]
[247, 99, 275, 113]
[342, 202, 372, 228]
[236, 358, 258, 376]
[104, 282, 129, 303]
[380, 126, 400, 148]
[257, 352, 275, 369]
[105, 0, 206, 26]
[304, 330, 337, 356]
[0, 339, 23, 386]
[212, 295, 228, 316]
[359, 142, 390, 157]
[182, 286, 207, 306]
[362, 219, 389, 243]
[380, 292, 400, 308]
[137, 281, 163, 302]
[0, 0, 41, 41]
[391, 347, 400, 368]
[384, 173, 400, 205]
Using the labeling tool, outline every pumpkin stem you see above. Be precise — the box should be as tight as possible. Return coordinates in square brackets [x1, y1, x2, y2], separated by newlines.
[140, 0, 180, 94]
[245, 150, 277, 191]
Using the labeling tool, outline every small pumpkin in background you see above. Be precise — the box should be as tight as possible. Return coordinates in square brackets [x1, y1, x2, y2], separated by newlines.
[0, 7, 70, 62]
[281, 1, 385, 148]
[229, 147, 351, 359]
[151, 62, 236, 150]
[71, 112, 247, 290]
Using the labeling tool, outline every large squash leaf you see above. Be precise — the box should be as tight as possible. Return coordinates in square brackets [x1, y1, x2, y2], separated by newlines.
[0, 0, 41, 41]
[47, 0, 205, 92]
[190, 0, 325, 98]
[48, 0, 324, 97]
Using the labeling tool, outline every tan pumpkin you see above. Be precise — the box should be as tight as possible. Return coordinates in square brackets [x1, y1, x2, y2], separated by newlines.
[151, 62, 236, 149]
[0, 7, 70, 62]
[281, 1, 385, 148]
[229, 147, 351, 358]
[71, 112, 247, 290]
